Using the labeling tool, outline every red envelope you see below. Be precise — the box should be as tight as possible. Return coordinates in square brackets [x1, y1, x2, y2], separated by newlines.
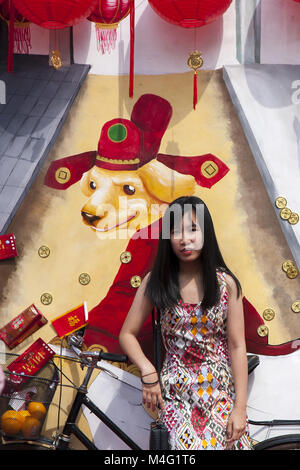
[0, 233, 18, 260]
[51, 304, 87, 338]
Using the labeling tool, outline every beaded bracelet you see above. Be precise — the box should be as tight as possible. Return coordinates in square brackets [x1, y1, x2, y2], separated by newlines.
[141, 378, 159, 386]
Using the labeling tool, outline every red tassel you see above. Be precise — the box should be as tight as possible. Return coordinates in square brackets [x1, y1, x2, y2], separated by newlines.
[14, 24, 32, 54]
[7, 0, 15, 73]
[193, 70, 197, 110]
[95, 27, 117, 54]
[129, 0, 135, 98]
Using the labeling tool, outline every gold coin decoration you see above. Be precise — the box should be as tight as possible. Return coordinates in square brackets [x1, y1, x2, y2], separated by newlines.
[38, 245, 50, 258]
[79, 273, 91, 285]
[257, 325, 269, 337]
[50, 49, 62, 70]
[286, 266, 299, 279]
[291, 301, 300, 313]
[288, 212, 299, 225]
[262, 308, 275, 321]
[187, 50, 204, 72]
[130, 275, 142, 288]
[40, 293, 53, 305]
[282, 260, 295, 272]
[55, 167, 71, 185]
[275, 197, 287, 209]
[280, 207, 292, 220]
[201, 161, 219, 179]
[120, 251, 132, 264]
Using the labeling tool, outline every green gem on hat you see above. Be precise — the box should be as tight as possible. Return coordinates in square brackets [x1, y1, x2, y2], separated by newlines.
[108, 123, 128, 143]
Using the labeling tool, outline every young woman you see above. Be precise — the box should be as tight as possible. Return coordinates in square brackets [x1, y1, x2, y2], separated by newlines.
[119, 196, 252, 450]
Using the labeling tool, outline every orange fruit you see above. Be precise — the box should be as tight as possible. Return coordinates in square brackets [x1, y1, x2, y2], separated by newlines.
[27, 402, 46, 421]
[1, 410, 22, 436]
[17, 409, 31, 424]
[21, 416, 41, 439]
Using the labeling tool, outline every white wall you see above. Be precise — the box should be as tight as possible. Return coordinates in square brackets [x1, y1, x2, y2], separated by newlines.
[73, 0, 238, 74]
[27, 0, 300, 73]
[261, 0, 300, 65]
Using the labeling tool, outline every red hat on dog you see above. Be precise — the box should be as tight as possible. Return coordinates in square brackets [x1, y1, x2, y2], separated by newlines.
[44, 94, 229, 191]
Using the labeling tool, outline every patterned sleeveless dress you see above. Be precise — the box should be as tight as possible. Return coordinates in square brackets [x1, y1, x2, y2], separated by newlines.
[159, 268, 253, 450]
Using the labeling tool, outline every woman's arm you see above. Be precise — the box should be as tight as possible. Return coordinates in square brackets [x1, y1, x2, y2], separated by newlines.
[225, 274, 248, 446]
[119, 272, 164, 411]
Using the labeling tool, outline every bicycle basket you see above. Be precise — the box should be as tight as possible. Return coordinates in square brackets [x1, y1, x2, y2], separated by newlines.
[0, 352, 59, 441]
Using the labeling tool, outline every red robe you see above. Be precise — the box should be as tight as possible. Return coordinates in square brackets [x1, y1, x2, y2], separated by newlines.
[84, 219, 300, 358]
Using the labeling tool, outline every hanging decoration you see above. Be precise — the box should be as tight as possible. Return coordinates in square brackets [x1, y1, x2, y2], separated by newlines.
[148, 0, 233, 109]
[11, 0, 97, 71]
[88, 0, 135, 97]
[0, 0, 31, 55]
[187, 50, 203, 110]
[13, 0, 97, 29]
[148, 0, 233, 28]
[88, 0, 131, 54]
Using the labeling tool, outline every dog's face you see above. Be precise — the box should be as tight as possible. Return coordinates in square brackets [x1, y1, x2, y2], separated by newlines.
[80, 161, 195, 239]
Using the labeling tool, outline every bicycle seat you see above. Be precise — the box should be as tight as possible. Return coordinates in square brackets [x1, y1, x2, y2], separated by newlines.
[247, 354, 260, 374]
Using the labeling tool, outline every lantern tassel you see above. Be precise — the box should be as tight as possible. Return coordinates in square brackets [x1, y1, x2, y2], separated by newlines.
[7, 0, 15, 73]
[14, 24, 32, 54]
[96, 26, 117, 54]
[129, 0, 135, 98]
[193, 70, 198, 110]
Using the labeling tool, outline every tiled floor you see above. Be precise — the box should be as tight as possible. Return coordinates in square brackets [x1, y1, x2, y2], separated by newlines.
[0, 54, 90, 233]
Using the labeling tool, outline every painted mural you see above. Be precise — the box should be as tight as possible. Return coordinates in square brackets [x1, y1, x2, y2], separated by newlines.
[0, 0, 300, 451]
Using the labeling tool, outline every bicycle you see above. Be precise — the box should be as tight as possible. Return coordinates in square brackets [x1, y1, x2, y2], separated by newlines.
[0, 333, 142, 450]
[2, 335, 295, 451]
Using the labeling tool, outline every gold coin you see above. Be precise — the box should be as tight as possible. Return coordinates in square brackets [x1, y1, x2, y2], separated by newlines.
[79, 273, 91, 285]
[38, 245, 50, 258]
[291, 301, 300, 313]
[120, 251, 132, 264]
[130, 275, 142, 288]
[282, 260, 295, 272]
[280, 208, 292, 220]
[262, 308, 275, 321]
[257, 325, 269, 337]
[286, 266, 299, 279]
[201, 161, 219, 179]
[55, 167, 71, 184]
[40, 293, 53, 305]
[288, 212, 299, 225]
[275, 197, 287, 209]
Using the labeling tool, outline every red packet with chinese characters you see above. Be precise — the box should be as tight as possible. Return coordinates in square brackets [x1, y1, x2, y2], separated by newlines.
[7, 338, 55, 386]
[0, 233, 18, 260]
[0, 304, 47, 349]
[51, 303, 87, 338]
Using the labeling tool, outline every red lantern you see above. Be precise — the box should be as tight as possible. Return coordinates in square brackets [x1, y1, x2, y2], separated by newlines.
[13, 0, 98, 29]
[148, 0, 233, 28]
[148, 0, 233, 109]
[88, 0, 135, 98]
[88, 0, 131, 54]
[0, 0, 31, 54]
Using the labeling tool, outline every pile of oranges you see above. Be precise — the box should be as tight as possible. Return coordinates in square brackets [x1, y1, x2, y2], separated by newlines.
[1, 402, 47, 439]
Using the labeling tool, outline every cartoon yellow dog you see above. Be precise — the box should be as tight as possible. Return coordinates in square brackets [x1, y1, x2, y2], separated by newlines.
[44, 93, 230, 357]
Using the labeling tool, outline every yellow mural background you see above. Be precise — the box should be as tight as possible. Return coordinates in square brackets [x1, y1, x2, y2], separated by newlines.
[1, 69, 300, 446]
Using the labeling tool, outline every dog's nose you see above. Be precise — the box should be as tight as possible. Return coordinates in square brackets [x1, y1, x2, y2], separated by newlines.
[81, 211, 101, 225]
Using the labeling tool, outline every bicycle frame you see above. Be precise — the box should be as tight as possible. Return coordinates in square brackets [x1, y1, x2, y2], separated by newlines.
[55, 362, 142, 450]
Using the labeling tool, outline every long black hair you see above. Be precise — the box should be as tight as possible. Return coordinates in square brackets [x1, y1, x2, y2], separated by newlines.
[145, 196, 242, 311]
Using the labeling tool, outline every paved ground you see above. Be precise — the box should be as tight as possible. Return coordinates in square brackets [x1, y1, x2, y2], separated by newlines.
[0, 54, 90, 234]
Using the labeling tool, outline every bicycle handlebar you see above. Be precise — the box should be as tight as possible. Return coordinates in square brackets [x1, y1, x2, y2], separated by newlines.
[67, 334, 128, 364]
[98, 351, 128, 363]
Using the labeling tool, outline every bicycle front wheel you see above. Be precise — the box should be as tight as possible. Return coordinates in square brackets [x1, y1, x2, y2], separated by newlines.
[253, 434, 300, 450]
